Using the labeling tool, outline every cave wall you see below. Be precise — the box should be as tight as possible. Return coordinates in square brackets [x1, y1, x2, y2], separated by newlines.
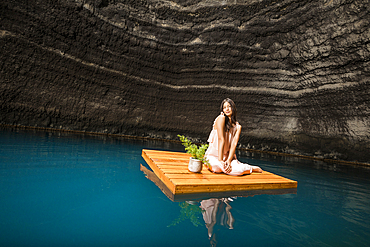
[0, 0, 369, 162]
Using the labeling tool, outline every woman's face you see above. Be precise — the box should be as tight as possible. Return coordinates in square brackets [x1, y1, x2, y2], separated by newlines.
[223, 101, 233, 117]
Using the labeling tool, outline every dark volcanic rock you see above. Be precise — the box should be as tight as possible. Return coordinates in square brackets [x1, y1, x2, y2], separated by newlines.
[0, 0, 369, 163]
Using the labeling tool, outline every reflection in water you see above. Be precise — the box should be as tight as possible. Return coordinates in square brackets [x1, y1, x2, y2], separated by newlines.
[200, 198, 235, 246]
[168, 198, 236, 247]
[168, 201, 204, 227]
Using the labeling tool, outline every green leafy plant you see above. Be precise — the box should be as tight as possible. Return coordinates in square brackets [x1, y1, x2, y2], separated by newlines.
[178, 135, 211, 169]
[178, 135, 209, 166]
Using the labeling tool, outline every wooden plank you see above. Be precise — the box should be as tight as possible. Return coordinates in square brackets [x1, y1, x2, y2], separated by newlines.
[142, 149, 177, 193]
[166, 173, 283, 179]
[154, 163, 189, 167]
[171, 179, 296, 185]
[141, 149, 297, 195]
[174, 183, 296, 194]
[140, 164, 297, 201]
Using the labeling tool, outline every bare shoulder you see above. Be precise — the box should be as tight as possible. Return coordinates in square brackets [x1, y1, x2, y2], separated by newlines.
[236, 122, 242, 130]
[215, 114, 226, 123]
[215, 114, 225, 129]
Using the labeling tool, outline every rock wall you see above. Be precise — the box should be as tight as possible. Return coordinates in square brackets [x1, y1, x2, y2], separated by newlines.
[1, 0, 369, 163]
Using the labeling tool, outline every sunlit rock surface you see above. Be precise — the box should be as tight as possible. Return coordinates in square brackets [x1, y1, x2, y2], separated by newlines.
[1, 0, 369, 162]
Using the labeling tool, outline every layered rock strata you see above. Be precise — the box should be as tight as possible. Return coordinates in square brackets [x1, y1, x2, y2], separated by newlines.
[0, 0, 369, 162]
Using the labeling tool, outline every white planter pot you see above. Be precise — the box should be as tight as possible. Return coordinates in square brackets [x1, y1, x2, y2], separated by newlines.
[188, 157, 202, 173]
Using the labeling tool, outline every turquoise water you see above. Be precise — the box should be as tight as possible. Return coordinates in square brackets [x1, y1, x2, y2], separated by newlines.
[0, 128, 369, 247]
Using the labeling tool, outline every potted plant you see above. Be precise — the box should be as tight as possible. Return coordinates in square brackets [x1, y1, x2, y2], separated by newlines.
[178, 135, 209, 173]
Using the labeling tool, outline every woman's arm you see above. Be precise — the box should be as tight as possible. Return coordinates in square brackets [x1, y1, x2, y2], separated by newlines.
[215, 115, 232, 173]
[215, 115, 226, 162]
[226, 124, 241, 164]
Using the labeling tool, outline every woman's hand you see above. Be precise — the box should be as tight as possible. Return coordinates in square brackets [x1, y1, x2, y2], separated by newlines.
[221, 161, 232, 173]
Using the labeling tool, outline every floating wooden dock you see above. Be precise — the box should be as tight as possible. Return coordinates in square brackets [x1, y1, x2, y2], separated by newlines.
[142, 149, 297, 198]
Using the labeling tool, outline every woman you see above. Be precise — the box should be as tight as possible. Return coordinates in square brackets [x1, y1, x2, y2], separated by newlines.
[204, 98, 262, 176]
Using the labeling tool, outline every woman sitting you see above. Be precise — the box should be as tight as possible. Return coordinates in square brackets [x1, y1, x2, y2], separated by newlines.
[205, 98, 263, 176]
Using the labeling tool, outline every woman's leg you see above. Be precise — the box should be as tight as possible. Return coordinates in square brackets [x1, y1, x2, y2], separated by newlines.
[205, 155, 223, 173]
[227, 160, 263, 176]
[206, 156, 262, 175]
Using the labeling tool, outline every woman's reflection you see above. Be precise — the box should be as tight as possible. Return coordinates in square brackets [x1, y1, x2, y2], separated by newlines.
[200, 197, 235, 246]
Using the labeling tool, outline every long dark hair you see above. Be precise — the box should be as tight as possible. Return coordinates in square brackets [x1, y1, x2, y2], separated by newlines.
[220, 98, 237, 132]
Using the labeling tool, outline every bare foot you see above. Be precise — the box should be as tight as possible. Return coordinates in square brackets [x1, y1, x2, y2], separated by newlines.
[253, 167, 263, 173]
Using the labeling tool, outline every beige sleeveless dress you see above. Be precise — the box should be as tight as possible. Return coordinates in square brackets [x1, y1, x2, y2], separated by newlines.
[205, 114, 260, 176]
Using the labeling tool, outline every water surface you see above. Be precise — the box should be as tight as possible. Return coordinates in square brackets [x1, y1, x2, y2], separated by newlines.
[0, 128, 369, 246]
